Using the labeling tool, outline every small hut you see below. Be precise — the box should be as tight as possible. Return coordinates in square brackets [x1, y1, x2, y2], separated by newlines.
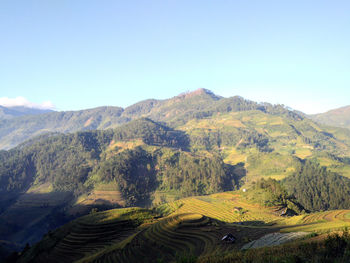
[221, 233, 236, 243]
[233, 207, 243, 212]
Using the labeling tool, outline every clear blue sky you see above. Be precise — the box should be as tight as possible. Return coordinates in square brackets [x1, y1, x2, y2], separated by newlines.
[0, 0, 349, 113]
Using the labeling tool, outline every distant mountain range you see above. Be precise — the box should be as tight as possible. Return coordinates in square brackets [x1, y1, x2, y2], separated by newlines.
[310, 105, 350, 130]
[1, 89, 349, 150]
[0, 105, 53, 120]
[0, 89, 276, 149]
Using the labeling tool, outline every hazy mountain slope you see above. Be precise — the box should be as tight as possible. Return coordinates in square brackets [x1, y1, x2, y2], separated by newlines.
[0, 106, 52, 120]
[0, 106, 124, 149]
[311, 105, 350, 129]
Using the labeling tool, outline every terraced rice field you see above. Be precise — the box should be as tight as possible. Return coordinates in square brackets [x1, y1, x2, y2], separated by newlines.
[24, 208, 152, 263]
[87, 212, 276, 263]
[90, 213, 220, 263]
[48, 220, 136, 263]
[222, 147, 246, 165]
[1, 192, 71, 231]
[282, 210, 350, 232]
[71, 182, 126, 215]
[294, 147, 313, 159]
[21, 192, 350, 263]
[167, 193, 280, 224]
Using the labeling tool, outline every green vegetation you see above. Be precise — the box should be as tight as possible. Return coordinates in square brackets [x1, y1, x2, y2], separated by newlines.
[154, 150, 236, 196]
[245, 178, 304, 214]
[245, 152, 300, 179]
[92, 147, 157, 205]
[283, 160, 350, 212]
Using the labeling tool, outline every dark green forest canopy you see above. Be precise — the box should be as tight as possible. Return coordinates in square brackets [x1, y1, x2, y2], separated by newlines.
[0, 118, 237, 204]
[283, 160, 350, 212]
[93, 147, 236, 205]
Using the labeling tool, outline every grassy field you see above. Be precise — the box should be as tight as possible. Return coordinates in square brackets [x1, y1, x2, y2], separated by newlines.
[222, 147, 246, 165]
[18, 191, 350, 263]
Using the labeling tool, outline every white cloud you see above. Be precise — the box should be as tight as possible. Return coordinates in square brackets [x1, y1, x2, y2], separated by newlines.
[0, 96, 55, 110]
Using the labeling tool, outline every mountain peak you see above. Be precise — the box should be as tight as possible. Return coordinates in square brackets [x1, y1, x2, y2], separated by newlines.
[326, 105, 350, 115]
[176, 88, 221, 100]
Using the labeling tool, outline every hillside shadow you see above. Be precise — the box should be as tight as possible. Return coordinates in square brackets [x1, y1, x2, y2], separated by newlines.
[234, 220, 270, 226]
[68, 199, 123, 218]
[0, 192, 20, 215]
[152, 127, 191, 151]
[224, 162, 247, 190]
[234, 162, 247, 181]
[0, 191, 73, 244]
[0, 190, 130, 258]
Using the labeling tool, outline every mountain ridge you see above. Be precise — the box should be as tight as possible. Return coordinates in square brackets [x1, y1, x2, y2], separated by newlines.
[0, 89, 301, 150]
[0, 105, 53, 120]
[310, 105, 350, 130]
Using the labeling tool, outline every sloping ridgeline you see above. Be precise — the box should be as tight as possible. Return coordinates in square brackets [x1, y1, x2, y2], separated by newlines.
[0, 89, 306, 150]
[0, 118, 239, 251]
[0, 106, 125, 150]
[310, 105, 350, 130]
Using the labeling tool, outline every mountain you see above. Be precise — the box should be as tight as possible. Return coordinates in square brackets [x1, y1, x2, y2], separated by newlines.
[0, 88, 266, 150]
[0, 106, 53, 120]
[0, 118, 239, 250]
[0, 89, 220, 149]
[2, 89, 350, 259]
[310, 105, 350, 130]
[0, 106, 124, 149]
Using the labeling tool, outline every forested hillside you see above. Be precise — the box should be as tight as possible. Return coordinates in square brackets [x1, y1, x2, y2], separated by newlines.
[283, 160, 350, 211]
[0, 118, 239, 249]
